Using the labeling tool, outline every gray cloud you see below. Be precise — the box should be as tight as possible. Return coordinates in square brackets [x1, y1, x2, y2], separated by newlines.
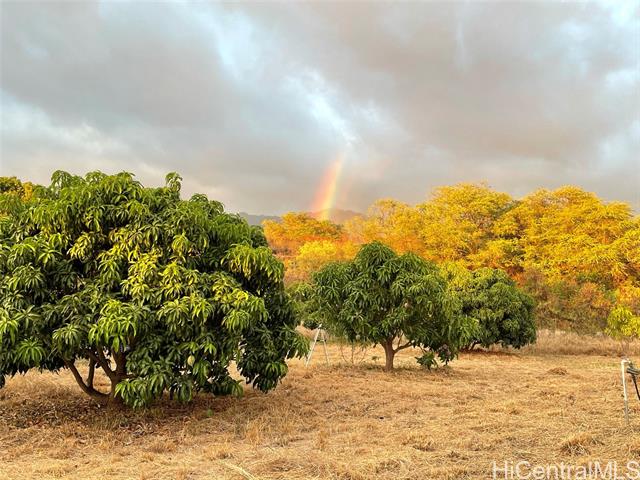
[1, 1, 638, 213]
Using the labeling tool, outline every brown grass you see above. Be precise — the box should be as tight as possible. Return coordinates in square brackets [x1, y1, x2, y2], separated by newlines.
[517, 329, 640, 357]
[1, 334, 639, 480]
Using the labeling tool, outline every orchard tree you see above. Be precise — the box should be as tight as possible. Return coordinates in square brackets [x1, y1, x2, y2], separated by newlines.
[443, 265, 536, 349]
[305, 242, 474, 371]
[0, 171, 307, 407]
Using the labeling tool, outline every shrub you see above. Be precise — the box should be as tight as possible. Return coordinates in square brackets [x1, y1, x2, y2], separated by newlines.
[444, 265, 536, 349]
[605, 284, 640, 344]
[0, 171, 307, 407]
[606, 306, 640, 341]
[304, 242, 474, 370]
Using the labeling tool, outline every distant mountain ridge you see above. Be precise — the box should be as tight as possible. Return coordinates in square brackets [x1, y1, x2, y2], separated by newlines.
[239, 208, 361, 226]
[238, 212, 280, 226]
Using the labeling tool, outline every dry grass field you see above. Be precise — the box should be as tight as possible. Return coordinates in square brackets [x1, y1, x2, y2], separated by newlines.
[2, 331, 640, 480]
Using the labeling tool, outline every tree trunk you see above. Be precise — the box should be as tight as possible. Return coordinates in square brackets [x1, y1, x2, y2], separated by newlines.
[76, 349, 128, 407]
[383, 338, 395, 371]
[107, 351, 127, 407]
[107, 379, 125, 408]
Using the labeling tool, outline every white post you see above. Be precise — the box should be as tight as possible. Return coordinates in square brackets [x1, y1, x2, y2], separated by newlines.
[622, 359, 630, 425]
[305, 327, 322, 367]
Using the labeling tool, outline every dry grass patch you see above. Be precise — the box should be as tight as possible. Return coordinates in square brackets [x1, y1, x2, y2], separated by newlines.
[547, 366, 569, 375]
[1, 334, 639, 479]
[517, 329, 640, 356]
[559, 432, 600, 455]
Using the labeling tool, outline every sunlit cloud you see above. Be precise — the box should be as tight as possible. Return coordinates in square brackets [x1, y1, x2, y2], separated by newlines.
[1, 1, 638, 213]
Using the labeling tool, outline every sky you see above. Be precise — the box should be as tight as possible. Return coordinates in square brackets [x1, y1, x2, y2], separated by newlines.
[1, 1, 639, 215]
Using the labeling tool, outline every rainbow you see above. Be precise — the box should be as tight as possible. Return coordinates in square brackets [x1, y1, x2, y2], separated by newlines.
[311, 153, 345, 220]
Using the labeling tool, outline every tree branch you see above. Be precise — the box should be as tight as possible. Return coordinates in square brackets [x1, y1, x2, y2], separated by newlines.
[94, 348, 115, 379]
[64, 360, 108, 401]
[394, 341, 412, 352]
[65, 360, 89, 392]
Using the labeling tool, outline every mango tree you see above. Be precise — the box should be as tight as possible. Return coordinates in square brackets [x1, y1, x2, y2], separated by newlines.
[304, 242, 474, 370]
[0, 171, 307, 407]
[443, 264, 536, 349]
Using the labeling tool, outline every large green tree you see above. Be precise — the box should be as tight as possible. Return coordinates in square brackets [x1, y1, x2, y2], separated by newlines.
[0, 171, 307, 407]
[443, 265, 536, 349]
[304, 242, 474, 371]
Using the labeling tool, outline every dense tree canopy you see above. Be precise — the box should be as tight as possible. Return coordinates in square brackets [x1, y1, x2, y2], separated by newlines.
[302, 242, 475, 370]
[606, 284, 640, 342]
[606, 306, 640, 341]
[418, 183, 514, 264]
[0, 171, 307, 406]
[443, 265, 536, 349]
[344, 199, 424, 255]
[262, 212, 344, 257]
[0, 176, 36, 199]
[287, 240, 359, 284]
[264, 183, 638, 334]
[493, 186, 634, 284]
[0, 176, 37, 215]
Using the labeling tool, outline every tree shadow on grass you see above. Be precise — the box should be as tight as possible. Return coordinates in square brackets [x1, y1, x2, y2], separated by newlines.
[0, 379, 276, 433]
[459, 347, 520, 357]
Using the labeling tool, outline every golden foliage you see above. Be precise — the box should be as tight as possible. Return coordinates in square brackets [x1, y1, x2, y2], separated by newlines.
[262, 212, 344, 257]
[264, 183, 638, 332]
[286, 240, 359, 284]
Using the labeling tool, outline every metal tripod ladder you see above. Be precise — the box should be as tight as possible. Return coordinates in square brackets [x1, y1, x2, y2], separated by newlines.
[305, 326, 329, 366]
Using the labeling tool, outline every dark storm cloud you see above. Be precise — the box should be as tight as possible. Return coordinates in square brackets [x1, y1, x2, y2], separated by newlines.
[1, 1, 638, 213]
